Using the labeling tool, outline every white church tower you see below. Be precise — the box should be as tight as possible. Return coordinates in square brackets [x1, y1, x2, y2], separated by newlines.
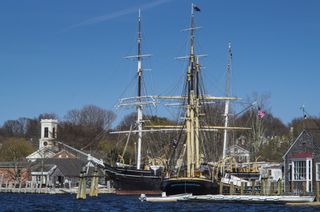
[39, 119, 58, 149]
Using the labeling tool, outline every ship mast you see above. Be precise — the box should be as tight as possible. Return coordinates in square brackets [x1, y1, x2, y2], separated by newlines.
[142, 5, 249, 178]
[222, 42, 232, 172]
[136, 9, 143, 170]
[186, 3, 198, 178]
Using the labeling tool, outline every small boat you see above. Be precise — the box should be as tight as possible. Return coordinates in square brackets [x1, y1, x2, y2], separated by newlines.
[179, 194, 315, 204]
[139, 193, 192, 202]
[140, 193, 315, 204]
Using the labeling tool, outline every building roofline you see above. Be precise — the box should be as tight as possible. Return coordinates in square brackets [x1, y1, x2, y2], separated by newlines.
[282, 129, 310, 160]
[228, 144, 250, 153]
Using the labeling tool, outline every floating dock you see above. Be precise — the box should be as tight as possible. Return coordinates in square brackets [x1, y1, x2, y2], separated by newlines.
[140, 193, 315, 204]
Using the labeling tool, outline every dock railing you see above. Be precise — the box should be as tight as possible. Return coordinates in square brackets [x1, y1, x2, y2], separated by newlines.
[220, 178, 285, 196]
[220, 179, 320, 202]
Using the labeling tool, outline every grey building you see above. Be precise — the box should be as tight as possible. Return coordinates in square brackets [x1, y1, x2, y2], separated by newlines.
[283, 130, 320, 194]
[30, 158, 104, 188]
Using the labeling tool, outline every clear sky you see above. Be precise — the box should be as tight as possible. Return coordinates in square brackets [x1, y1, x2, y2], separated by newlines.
[0, 0, 319, 125]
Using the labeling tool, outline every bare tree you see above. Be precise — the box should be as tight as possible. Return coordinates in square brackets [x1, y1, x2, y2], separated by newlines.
[38, 113, 58, 120]
[289, 116, 320, 138]
[64, 105, 115, 130]
[2, 120, 23, 137]
[60, 105, 116, 149]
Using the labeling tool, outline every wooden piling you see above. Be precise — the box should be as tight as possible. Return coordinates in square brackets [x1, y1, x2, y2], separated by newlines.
[76, 167, 87, 200]
[240, 182, 244, 195]
[219, 182, 223, 194]
[270, 181, 274, 195]
[277, 179, 283, 195]
[230, 182, 234, 195]
[89, 167, 99, 197]
[19, 182, 22, 193]
[261, 180, 265, 195]
[251, 181, 255, 195]
[302, 181, 307, 196]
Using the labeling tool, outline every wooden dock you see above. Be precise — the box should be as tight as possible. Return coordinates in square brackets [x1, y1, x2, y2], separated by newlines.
[0, 180, 114, 195]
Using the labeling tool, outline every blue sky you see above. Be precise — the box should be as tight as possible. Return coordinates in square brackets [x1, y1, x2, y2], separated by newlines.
[0, 0, 319, 125]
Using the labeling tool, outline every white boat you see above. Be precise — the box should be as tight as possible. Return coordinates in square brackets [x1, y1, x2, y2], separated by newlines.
[140, 193, 315, 203]
[179, 194, 315, 203]
[139, 193, 192, 202]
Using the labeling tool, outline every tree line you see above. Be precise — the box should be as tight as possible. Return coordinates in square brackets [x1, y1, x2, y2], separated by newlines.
[0, 103, 319, 164]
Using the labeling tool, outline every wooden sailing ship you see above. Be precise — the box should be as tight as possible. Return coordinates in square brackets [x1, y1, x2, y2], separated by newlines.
[104, 10, 163, 195]
[105, 5, 249, 196]
[155, 4, 249, 196]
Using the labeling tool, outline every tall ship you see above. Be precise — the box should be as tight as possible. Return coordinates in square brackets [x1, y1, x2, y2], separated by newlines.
[104, 10, 163, 195]
[155, 4, 247, 196]
[105, 5, 249, 196]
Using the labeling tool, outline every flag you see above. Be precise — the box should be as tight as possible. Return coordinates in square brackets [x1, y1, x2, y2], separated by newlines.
[172, 139, 178, 148]
[193, 4, 201, 12]
[258, 108, 266, 119]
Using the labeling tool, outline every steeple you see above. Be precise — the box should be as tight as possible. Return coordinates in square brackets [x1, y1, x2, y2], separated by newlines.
[39, 119, 58, 149]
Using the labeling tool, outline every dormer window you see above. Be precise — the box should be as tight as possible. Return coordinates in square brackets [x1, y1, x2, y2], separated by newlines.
[44, 127, 49, 138]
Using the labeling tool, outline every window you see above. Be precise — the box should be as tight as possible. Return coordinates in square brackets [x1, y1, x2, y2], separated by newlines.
[293, 161, 306, 181]
[288, 164, 292, 181]
[44, 127, 49, 138]
[52, 127, 55, 138]
[308, 160, 311, 180]
[316, 163, 320, 181]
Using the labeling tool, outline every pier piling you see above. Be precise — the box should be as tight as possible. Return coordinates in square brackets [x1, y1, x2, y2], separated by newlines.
[251, 181, 256, 195]
[230, 182, 234, 195]
[240, 182, 244, 195]
[277, 179, 283, 195]
[219, 182, 223, 194]
[76, 167, 87, 200]
[89, 167, 99, 197]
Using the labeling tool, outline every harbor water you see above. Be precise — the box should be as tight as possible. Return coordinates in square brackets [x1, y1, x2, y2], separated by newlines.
[0, 193, 319, 211]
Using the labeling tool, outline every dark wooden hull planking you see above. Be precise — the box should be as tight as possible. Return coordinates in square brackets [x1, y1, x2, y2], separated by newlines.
[161, 177, 219, 196]
[104, 164, 162, 195]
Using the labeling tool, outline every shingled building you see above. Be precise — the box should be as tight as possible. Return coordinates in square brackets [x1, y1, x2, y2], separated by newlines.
[283, 129, 320, 194]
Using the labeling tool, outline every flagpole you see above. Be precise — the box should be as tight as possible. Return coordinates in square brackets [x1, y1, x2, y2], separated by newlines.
[191, 3, 194, 15]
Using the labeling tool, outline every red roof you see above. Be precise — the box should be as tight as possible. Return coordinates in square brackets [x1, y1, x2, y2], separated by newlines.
[288, 152, 312, 158]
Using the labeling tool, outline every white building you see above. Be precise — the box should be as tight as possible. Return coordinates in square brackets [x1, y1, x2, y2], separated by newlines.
[226, 144, 250, 163]
[27, 119, 104, 166]
[26, 119, 105, 187]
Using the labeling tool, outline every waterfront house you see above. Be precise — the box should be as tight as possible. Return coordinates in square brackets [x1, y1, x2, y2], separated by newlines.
[226, 144, 250, 163]
[26, 119, 105, 188]
[30, 158, 104, 188]
[283, 129, 320, 194]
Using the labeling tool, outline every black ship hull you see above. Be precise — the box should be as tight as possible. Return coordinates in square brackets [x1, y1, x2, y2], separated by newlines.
[160, 177, 218, 196]
[105, 164, 162, 195]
